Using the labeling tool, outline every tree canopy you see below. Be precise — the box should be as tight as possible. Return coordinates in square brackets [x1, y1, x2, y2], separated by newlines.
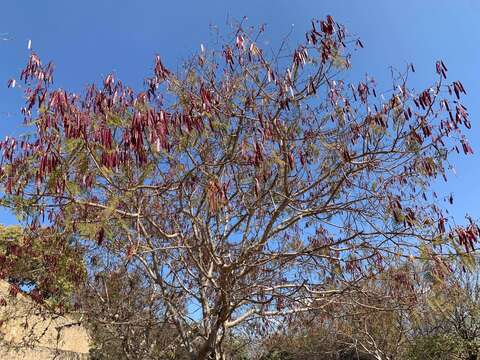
[0, 16, 476, 359]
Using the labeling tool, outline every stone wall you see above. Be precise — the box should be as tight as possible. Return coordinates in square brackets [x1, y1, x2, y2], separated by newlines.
[0, 280, 90, 359]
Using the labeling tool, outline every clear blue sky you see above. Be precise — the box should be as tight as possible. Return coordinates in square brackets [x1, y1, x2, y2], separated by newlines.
[0, 0, 479, 225]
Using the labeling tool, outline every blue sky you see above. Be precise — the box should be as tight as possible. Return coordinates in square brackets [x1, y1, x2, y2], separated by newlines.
[0, 0, 479, 225]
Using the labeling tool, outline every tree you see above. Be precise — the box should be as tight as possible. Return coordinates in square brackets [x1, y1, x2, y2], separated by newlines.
[407, 258, 480, 360]
[0, 16, 476, 359]
[256, 259, 480, 360]
[85, 267, 190, 359]
[259, 262, 418, 360]
[0, 224, 84, 306]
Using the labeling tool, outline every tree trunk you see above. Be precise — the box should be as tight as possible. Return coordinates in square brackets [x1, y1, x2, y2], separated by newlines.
[195, 332, 220, 360]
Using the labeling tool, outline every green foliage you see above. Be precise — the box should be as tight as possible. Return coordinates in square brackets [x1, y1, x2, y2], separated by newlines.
[406, 335, 468, 360]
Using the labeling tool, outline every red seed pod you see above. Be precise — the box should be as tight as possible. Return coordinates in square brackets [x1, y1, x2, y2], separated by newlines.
[154, 55, 170, 81]
[96, 227, 105, 246]
[8, 285, 19, 298]
[236, 35, 245, 50]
